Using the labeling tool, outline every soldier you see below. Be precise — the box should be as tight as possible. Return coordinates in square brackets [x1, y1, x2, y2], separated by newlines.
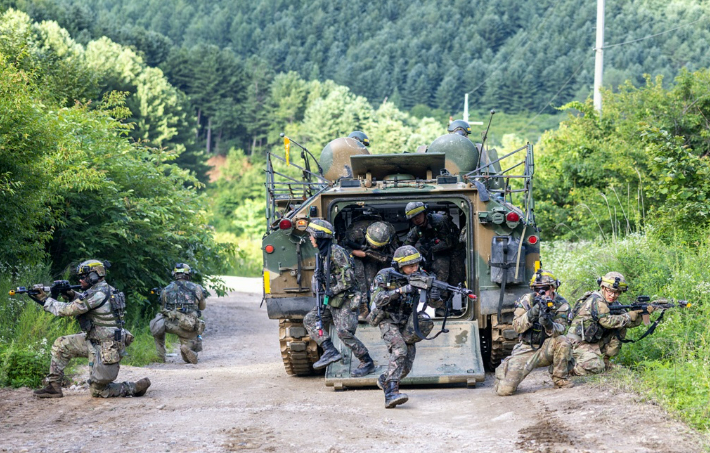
[303, 219, 375, 377]
[150, 263, 206, 364]
[567, 272, 647, 375]
[343, 219, 400, 322]
[30, 260, 150, 398]
[494, 270, 574, 396]
[369, 245, 440, 408]
[447, 119, 472, 137]
[403, 201, 459, 286]
[348, 130, 370, 147]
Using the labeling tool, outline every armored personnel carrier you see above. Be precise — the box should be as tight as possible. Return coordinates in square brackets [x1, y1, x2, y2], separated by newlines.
[262, 133, 540, 389]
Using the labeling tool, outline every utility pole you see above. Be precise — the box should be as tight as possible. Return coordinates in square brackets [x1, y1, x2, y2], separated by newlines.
[593, 0, 605, 114]
[463, 94, 484, 126]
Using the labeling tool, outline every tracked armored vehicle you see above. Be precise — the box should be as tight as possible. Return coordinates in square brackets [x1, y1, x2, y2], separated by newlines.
[262, 134, 540, 389]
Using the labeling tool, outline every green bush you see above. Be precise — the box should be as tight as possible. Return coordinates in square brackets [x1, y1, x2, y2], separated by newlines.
[544, 234, 710, 431]
[0, 342, 49, 388]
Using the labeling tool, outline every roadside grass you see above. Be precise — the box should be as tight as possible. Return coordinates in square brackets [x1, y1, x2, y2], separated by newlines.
[544, 234, 710, 433]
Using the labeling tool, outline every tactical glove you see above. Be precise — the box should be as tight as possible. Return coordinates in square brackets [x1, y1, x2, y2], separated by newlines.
[50, 282, 62, 299]
[325, 289, 334, 298]
[627, 310, 643, 322]
[29, 287, 48, 306]
[539, 313, 554, 330]
[526, 303, 541, 321]
[62, 289, 77, 301]
[399, 284, 414, 294]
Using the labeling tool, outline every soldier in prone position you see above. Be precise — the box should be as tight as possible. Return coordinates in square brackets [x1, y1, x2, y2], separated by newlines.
[343, 219, 400, 322]
[150, 263, 206, 364]
[303, 219, 375, 377]
[31, 260, 150, 398]
[567, 272, 647, 375]
[494, 270, 574, 396]
[369, 245, 440, 408]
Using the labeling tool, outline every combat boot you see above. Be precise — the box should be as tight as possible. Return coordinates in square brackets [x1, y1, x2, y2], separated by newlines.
[376, 373, 386, 390]
[313, 339, 342, 370]
[553, 377, 574, 389]
[384, 380, 408, 408]
[180, 344, 198, 364]
[351, 353, 375, 377]
[358, 300, 370, 323]
[133, 378, 151, 397]
[34, 381, 63, 398]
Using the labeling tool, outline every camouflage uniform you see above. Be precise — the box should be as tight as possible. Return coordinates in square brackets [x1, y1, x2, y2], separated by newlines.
[404, 213, 459, 284]
[494, 292, 573, 396]
[342, 219, 400, 319]
[150, 280, 206, 364]
[303, 244, 370, 361]
[43, 281, 142, 398]
[370, 268, 435, 384]
[567, 291, 640, 375]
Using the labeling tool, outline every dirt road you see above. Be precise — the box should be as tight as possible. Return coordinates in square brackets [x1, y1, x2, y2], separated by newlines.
[1, 290, 706, 453]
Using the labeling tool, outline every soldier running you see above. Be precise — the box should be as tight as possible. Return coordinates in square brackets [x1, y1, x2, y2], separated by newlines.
[369, 245, 441, 408]
[150, 263, 206, 364]
[302, 219, 375, 377]
[494, 269, 574, 396]
[30, 260, 150, 398]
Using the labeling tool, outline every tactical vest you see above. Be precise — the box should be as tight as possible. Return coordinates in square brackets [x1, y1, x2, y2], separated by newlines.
[162, 280, 200, 312]
[76, 281, 126, 341]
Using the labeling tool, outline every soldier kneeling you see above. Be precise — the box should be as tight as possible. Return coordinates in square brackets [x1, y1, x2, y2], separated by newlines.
[494, 269, 574, 396]
[150, 263, 206, 364]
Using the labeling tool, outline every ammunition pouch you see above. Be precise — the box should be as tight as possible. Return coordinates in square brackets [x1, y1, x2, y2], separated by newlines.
[403, 311, 434, 344]
[176, 311, 199, 332]
[582, 321, 604, 343]
[327, 292, 346, 308]
[99, 340, 121, 365]
[90, 341, 120, 385]
[76, 313, 93, 333]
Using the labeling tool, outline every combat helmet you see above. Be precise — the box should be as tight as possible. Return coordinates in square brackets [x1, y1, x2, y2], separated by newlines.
[447, 120, 471, 137]
[405, 201, 426, 220]
[348, 131, 370, 147]
[529, 269, 560, 289]
[172, 263, 192, 280]
[306, 219, 334, 239]
[366, 222, 393, 248]
[76, 259, 108, 286]
[598, 272, 628, 292]
[392, 245, 422, 268]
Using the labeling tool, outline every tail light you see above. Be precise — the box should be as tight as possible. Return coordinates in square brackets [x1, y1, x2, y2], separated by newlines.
[279, 219, 293, 230]
[295, 219, 309, 231]
[264, 245, 275, 254]
[506, 212, 520, 222]
[528, 235, 539, 245]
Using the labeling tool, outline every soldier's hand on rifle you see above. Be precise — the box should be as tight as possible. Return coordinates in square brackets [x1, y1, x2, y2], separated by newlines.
[29, 286, 48, 306]
[62, 289, 76, 301]
[526, 303, 541, 321]
[627, 310, 643, 321]
[645, 305, 655, 313]
[352, 249, 366, 258]
[430, 287, 442, 301]
[398, 284, 414, 295]
[325, 289, 334, 298]
[539, 313, 554, 330]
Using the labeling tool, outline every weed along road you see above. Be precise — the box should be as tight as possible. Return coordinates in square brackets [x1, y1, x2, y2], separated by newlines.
[0, 285, 705, 453]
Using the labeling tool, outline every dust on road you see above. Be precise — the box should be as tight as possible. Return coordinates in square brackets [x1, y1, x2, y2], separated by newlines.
[1, 291, 706, 453]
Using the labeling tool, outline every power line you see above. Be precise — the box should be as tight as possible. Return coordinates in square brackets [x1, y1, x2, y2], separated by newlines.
[601, 17, 706, 50]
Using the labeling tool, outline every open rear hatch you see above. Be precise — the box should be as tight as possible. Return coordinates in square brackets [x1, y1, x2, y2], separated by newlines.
[325, 319, 485, 390]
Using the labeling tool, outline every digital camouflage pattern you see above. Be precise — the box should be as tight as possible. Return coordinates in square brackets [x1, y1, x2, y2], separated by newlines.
[494, 292, 573, 396]
[567, 291, 639, 375]
[370, 268, 436, 384]
[303, 244, 370, 361]
[152, 280, 206, 363]
[42, 281, 143, 397]
[404, 213, 459, 283]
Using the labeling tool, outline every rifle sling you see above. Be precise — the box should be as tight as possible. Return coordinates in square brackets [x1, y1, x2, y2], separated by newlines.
[618, 310, 666, 343]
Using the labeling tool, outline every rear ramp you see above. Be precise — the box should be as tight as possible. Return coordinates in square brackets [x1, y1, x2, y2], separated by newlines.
[325, 320, 485, 390]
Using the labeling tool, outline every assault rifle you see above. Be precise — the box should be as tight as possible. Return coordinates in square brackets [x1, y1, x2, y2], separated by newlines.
[9, 280, 82, 299]
[313, 248, 332, 337]
[607, 296, 692, 343]
[389, 270, 476, 340]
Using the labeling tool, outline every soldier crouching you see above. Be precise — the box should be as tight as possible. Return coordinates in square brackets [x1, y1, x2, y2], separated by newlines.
[32, 260, 150, 398]
[302, 219, 375, 377]
[494, 269, 574, 396]
[369, 245, 439, 408]
[150, 263, 206, 364]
